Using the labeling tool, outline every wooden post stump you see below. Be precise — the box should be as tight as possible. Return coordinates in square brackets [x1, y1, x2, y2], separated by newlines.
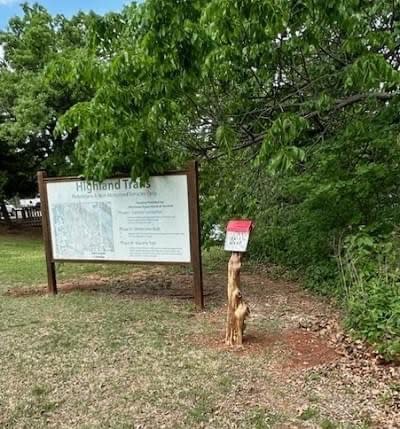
[225, 252, 250, 346]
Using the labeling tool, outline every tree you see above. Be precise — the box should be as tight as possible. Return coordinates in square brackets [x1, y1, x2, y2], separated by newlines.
[55, 0, 400, 248]
[56, 0, 400, 356]
[0, 3, 98, 207]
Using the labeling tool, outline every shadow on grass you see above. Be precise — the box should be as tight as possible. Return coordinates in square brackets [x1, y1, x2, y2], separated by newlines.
[3, 272, 220, 302]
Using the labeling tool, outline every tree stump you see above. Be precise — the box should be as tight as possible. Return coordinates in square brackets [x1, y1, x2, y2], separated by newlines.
[225, 252, 250, 346]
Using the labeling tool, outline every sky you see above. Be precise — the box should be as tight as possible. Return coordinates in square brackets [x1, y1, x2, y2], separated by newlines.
[0, 0, 131, 30]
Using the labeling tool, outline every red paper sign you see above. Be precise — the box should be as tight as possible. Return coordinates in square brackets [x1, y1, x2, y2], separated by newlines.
[226, 220, 253, 233]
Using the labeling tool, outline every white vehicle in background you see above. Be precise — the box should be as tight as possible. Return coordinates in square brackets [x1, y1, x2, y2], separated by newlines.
[210, 224, 224, 242]
[20, 194, 41, 209]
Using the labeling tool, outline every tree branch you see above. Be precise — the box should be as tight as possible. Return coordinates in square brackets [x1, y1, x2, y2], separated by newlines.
[306, 91, 400, 119]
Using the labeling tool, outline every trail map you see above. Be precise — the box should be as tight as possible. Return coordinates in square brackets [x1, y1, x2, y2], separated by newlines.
[52, 202, 114, 258]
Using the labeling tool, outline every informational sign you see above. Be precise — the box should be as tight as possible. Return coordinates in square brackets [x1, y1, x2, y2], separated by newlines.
[224, 219, 253, 252]
[46, 175, 191, 263]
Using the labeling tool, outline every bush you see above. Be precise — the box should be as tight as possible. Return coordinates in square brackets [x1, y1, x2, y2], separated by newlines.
[339, 232, 400, 360]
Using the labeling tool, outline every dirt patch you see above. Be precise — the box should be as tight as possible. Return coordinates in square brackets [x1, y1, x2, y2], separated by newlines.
[279, 330, 339, 370]
[4, 278, 109, 297]
[193, 327, 281, 354]
[4, 271, 218, 300]
[193, 323, 339, 371]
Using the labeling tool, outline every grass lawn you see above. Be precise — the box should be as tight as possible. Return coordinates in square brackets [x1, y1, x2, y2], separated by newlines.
[0, 231, 393, 428]
[0, 234, 137, 289]
[0, 233, 277, 428]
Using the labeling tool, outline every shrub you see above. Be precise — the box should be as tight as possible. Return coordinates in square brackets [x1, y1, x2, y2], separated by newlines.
[339, 232, 400, 360]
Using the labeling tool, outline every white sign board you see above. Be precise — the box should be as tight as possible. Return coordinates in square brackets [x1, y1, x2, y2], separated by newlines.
[46, 175, 191, 263]
[224, 231, 250, 252]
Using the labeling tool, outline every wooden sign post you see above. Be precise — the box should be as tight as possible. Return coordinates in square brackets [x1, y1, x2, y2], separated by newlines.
[37, 162, 204, 309]
[37, 170, 57, 295]
[224, 220, 253, 345]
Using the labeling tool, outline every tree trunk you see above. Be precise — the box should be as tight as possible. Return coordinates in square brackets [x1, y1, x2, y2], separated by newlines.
[225, 252, 250, 346]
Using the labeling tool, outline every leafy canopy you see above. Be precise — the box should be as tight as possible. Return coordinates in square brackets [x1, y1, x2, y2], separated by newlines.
[0, 3, 98, 199]
[56, 0, 400, 183]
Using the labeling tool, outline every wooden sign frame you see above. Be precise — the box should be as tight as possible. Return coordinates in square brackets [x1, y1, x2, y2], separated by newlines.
[37, 161, 204, 309]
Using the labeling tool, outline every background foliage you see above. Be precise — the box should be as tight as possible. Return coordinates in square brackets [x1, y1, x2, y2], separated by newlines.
[0, 3, 98, 202]
[1, 0, 400, 358]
